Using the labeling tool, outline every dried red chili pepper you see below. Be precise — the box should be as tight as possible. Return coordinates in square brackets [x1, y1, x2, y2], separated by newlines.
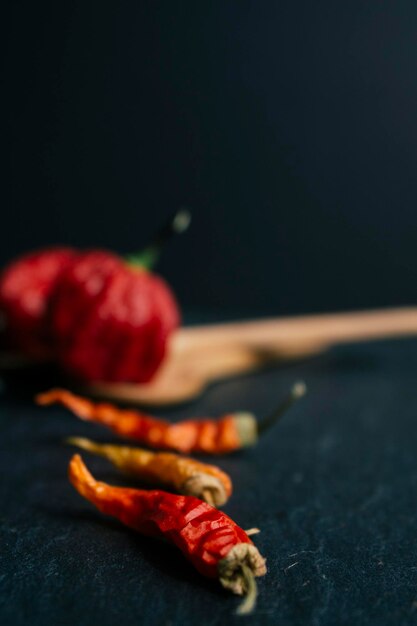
[49, 250, 180, 383]
[36, 382, 306, 454]
[69, 454, 266, 614]
[67, 436, 232, 506]
[0, 247, 76, 358]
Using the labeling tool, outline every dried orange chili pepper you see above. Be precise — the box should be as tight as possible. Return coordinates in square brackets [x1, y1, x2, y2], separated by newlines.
[69, 454, 266, 614]
[36, 382, 306, 454]
[67, 437, 232, 506]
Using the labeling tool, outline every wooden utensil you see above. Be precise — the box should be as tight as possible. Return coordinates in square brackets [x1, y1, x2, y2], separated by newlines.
[86, 306, 417, 406]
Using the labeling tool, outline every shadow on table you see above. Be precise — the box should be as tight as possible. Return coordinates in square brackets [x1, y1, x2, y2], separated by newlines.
[40, 503, 227, 599]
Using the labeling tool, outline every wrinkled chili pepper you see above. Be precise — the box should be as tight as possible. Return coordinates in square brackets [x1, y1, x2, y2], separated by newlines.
[49, 250, 180, 383]
[67, 436, 232, 506]
[69, 454, 266, 614]
[38, 387, 248, 453]
[0, 247, 76, 358]
[36, 383, 306, 454]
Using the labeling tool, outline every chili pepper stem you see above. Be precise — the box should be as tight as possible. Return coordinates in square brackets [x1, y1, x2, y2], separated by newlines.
[218, 543, 266, 610]
[258, 380, 307, 435]
[236, 565, 258, 615]
[245, 528, 260, 536]
[125, 208, 191, 269]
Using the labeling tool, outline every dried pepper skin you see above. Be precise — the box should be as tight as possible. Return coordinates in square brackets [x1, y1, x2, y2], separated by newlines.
[37, 388, 258, 454]
[67, 437, 233, 505]
[69, 454, 266, 587]
[0, 248, 76, 357]
[49, 250, 180, 383]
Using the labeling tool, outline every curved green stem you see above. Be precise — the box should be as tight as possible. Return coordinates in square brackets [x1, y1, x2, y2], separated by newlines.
[126, 208, 191, 269]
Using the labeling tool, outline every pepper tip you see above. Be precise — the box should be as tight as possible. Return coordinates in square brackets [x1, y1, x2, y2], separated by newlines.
[292, 380, 307, 398]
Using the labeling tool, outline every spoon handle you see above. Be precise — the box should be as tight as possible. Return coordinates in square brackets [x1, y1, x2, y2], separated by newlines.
[177, 307, 417, 354]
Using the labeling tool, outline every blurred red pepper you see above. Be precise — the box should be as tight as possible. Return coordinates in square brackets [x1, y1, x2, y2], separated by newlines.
[1, 211, 187, 381]
[0, 247, 76, 358]
[49, 250, 180, 383]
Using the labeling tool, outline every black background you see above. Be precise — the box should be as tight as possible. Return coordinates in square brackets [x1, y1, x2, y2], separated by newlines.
[6, 1, 417, 317]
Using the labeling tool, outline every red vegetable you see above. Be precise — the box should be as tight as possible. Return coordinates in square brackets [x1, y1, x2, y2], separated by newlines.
[69, 454, 266, 614]
[36, 388, 256, 453]
[0, 247, 76, 357]
[49, 250, 180, 383]
[36, 383, 306, 454]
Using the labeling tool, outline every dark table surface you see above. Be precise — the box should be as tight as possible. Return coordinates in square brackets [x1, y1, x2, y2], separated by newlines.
[1, 336, 417, 626]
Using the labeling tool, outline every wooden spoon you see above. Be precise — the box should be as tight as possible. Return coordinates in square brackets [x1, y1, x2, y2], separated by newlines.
[86, 306, 417, 406]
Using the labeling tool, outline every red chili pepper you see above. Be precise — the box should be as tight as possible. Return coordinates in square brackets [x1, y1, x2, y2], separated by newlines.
[0, 248, 76, 358]
[36, 382, 306, 454]
[37, 388, 254, 453]
[69, 454, 266, 614]
[49, 250, 180, 383]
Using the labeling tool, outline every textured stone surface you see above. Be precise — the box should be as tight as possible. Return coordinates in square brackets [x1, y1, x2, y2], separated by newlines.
[1, 339, 417, 625]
